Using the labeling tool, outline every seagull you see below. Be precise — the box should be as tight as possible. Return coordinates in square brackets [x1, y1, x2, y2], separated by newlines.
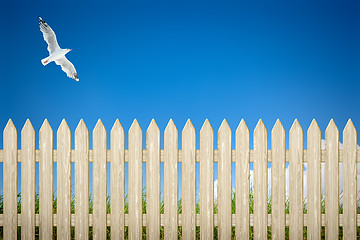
[39, 17, 79, 81]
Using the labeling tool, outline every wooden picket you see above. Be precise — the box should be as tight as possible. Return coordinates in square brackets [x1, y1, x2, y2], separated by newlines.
[75, 119, 89, 239]
[271, 119, 285, 239]
[253, 119, 267, 239]
[146, 119, 160, 239]
[110, 119, 125, 239]
[128, 119, 143, 239]
[3, 120, 17, 239]
[218, 119, 232, 239]
[93, 120, 107, 239]
[289, 119, 303, 237]
[164, 119, 178, 239]
[57, 119, 71, 239]
[199, 119, 214, 239]
[39, 119, 53, 239]
[325, 120, 339, 239]
[0, 118, 359, 239]
[235, 119, 249, 240]
[182, 119, 196, 238]
[307, 119, 321, 239]
[21, 119, 35, 239]
[343, 119, 357, 238]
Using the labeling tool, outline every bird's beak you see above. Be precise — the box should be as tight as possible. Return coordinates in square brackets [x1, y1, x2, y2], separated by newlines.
[70, 49, 73, 51]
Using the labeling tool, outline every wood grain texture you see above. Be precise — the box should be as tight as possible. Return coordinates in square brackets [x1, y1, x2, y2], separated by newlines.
[271, 119, 285, 239]
[57, 119, 71, 240]
[93, 120, 107, 239]
[325, 119, 339, 240]
[218, 119, 232, 239]
[182, 119, 196, 239]
[39, 119, 53, 240]
[146, 119, 161, 239]
[1, 118, 358, 239]
[164, 119, 178, 239]
[128, 119, 143, 239]
[289, 119, 304, 238]
[21, 119, 35, 239]
[235, 119, 249, 240]
[3, 119, 17, 239]
[253, 119, 268, 240]
[75, 119, 89, 240]
[343, 119, 357, 239]
[0, 147, 358, 163]
[110, 119, 125, 239]
[307, 119, 321, 240]
[200, 120, 214, 239]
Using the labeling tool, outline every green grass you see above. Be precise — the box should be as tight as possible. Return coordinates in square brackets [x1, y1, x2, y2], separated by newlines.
[0, 190, 359, 239]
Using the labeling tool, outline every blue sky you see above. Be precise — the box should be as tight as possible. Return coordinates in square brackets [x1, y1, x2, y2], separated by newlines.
[0, 0, 359, 198]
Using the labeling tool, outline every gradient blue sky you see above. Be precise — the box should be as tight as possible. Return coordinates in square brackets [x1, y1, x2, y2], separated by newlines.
[0, 0, 359, 197]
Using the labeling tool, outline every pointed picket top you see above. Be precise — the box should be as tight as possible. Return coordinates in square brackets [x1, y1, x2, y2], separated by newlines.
[324, 122, 339, 238]
[147, 119, 159, 135]
[182, 119, 195, 136]
[325, 119, 338, 135]
[218, 119, 231, 134]
[290, 119, 303, 136]
[3, 118, 17, 240]
[58, 119, 70, 135]
[200, 119, 213, 135]
[325, 119, 339, 150]
[4, 119, 16, 136]
[40, 119, 53, 135]
[129, 119, 141, 132]
[165, 119, 178, 135]
[111, 119, 124, 135]
[75, 119, 88, 135]
[21, 119, 35, 135]
[93, 119, 106, 135]
[236, 119, 249, 135]
[344, 119, 356, 135]
[254, 119, 267, 136]
[307, 119, 320, 136]
[271, 119, 284, 136]
[236, 119, 249, 151]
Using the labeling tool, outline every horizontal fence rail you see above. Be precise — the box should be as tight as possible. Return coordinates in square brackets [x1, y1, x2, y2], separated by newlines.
[0, 149, 359, 163]
[1, 118, 359, 239]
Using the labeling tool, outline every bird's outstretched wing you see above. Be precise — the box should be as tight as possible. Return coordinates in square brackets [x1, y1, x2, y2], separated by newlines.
[39, 17, 61, 54]
[55, 57, 79, 81]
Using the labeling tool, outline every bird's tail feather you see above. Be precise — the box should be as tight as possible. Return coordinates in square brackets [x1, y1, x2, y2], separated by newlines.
[41, 56, 50, 66]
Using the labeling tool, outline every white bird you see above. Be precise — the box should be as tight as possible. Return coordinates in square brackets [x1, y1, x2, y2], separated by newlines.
[39, 17, 79, 81]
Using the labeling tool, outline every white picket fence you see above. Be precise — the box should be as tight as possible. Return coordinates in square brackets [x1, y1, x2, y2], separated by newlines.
[0, 118, 359, 239]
